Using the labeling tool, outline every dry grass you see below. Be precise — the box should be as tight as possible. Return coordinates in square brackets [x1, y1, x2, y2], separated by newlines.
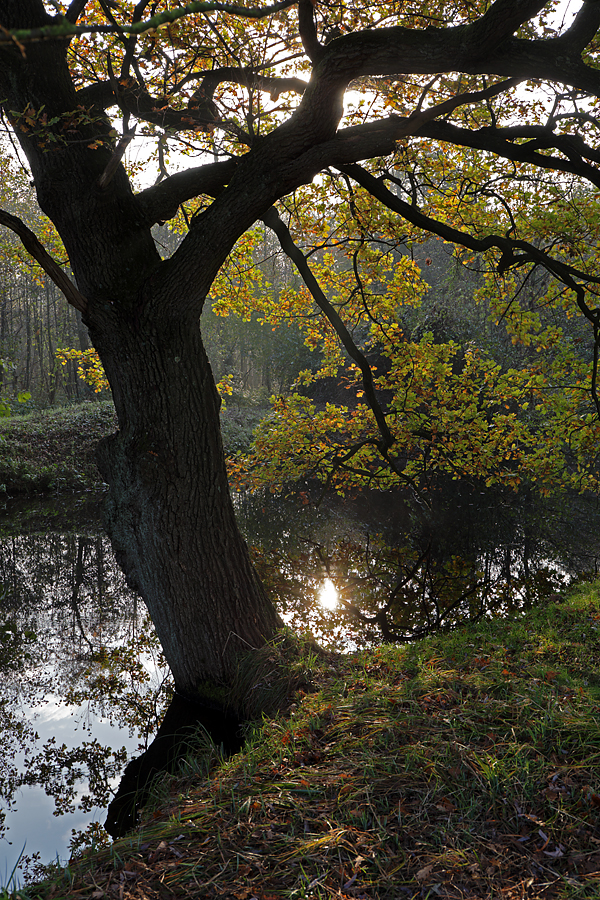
[15, 583, 600, 900]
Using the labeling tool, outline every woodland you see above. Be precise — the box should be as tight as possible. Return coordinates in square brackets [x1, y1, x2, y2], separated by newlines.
[1, 0, 600, 733]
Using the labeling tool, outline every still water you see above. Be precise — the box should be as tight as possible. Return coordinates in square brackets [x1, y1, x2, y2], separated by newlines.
[1, 485, 599, 885]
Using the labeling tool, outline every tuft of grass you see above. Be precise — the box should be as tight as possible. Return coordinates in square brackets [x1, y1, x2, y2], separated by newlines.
[13, 583, 600, 899]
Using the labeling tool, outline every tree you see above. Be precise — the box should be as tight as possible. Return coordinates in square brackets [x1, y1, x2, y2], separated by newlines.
[2, 0, 600, 707]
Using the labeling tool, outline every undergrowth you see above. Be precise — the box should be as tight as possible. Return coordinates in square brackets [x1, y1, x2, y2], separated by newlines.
[0, 402, 265, 494]
[11, 582, 600, 899]
[0, 402, 115, 493]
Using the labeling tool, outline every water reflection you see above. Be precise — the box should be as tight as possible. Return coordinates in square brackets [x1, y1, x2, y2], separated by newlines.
[0, 484, 599, 882]
[318, 578, 338, 610]
[235, 481, 600, 648]
[0, 506, 171, 883]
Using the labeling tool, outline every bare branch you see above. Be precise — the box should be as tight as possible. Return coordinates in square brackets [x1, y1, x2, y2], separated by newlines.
[0, 209, 87, 313]
[136, 158, 237, 225]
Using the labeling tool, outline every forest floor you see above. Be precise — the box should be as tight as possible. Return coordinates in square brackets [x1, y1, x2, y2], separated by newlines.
[10, 582, 600, 900]
[0, 401, 266, 494]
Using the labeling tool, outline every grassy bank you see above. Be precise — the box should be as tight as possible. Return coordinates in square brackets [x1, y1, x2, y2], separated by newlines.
[11, 582, 600, 899]
[0, 402, 115, 493]
[0, 402, 266, 494]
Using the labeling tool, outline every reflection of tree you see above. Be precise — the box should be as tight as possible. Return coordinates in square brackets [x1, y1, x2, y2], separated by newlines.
[238, 484, 600, 649]
[1, 487, 599, 857]
[0, 524, 172, 858]
[0, 620, 39, 848]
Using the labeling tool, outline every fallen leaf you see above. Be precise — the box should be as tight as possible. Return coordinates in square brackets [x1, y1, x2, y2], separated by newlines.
[416, 865, 433, 881]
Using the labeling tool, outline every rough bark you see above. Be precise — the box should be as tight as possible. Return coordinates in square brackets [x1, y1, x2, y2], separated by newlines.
[0, 0, 282, 701]
[92, 303, 281, 693]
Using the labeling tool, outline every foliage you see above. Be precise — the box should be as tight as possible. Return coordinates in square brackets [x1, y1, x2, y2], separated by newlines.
[64, 614, 173, 744]
[21, 583, 600, 899]
[225, 171, 600, 498]
[55, 348, 109, 394]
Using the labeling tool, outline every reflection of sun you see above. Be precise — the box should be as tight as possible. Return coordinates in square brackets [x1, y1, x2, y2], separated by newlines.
[318, 578, 338, 610]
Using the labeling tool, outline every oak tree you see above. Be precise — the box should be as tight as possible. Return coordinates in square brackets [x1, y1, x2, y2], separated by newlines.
[2, 0, 600, 707]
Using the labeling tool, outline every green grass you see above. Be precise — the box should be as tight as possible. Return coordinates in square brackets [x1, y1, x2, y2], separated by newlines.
[15, 582, 600, 899]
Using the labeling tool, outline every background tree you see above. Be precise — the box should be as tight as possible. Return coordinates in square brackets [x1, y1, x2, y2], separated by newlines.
[2, 0, 600, 710]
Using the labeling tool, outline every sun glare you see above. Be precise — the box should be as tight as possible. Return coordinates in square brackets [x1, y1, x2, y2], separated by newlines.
[318, 578, 338, 610]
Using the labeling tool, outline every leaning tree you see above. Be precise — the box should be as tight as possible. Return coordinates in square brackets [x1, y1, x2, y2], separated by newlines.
[2, 0, 600, 705]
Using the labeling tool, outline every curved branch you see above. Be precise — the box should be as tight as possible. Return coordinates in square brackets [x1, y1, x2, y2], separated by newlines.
[0, 0, 298, 43]
[338, 161, 600, 413]
[556, 0, 600, 54]
[338, 162, 600, 298]
[184, 67, 308, 103]
[77, 69, 307, 125]
[463, 0, 548, 57]
[121, 0, 153, 80]
[0, 209, 87, 313]
[136, 158, 237, 225]
[416, 120, 600, 190]
[298, 0, 323, 64]
[65, 0, 88, 25]
[273, 79, 522, 196]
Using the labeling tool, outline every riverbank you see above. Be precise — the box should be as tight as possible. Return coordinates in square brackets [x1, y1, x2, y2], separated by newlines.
[10, 581, 600, 899]
[0, 402, 266, 494]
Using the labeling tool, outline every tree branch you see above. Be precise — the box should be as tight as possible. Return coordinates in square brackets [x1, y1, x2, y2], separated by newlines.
[76, 68, 307, 129]
[262, 206, 398, 459]
[463, 0, 549, 56]
[136, 158, 237, 225]
[556, 0, 600, 54]
[298, 0, 323, 64]
[65, 0, 89, 25]
[0, 209, 87, 313]
[416, 120, 600, 190]
[273, 79, 522, 196]
[0, 0, 298, 43]
[183, 67, 308, 103]
[338, 161, 600, 365]
[97, 126, 136, 190]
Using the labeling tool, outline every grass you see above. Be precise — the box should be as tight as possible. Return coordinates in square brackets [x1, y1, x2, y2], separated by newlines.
[12, 581, 600, 899]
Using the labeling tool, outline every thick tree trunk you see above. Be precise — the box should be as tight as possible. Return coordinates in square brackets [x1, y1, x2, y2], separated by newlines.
[91, 303, 282, 698]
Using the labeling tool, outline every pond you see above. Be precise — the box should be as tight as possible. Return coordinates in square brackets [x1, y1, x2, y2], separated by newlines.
[1, 483, 599, 886]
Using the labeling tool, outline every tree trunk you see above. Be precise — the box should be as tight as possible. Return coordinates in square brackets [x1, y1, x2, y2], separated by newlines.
[91, 301, 282, 699]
